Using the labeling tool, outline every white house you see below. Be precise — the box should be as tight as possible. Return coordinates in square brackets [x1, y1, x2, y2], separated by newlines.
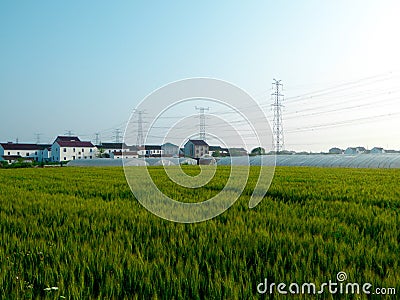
[110, 151, 139, 159]
[329, 147, 343, 154]
[161, 143, 180, 157]
[51, 136, 96, 162]
[184, 140, 209, 158]
[144, 145, 163, 157]
[97, 142, 130, 155]
[344, 147, 366, 155]
[0, 142, 41, 163]
[137, 146, 146, 157]
[370, 147, 385, 154]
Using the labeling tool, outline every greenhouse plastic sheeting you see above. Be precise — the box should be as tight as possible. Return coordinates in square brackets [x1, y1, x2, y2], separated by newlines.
[67, 157, 198, 167]
[217, 154, 400, 168]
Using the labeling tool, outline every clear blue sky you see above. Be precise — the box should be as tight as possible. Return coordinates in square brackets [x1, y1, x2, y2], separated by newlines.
[1, 1, 399, 151]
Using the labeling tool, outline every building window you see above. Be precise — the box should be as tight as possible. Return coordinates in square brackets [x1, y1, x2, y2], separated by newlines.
[84, 156, 87, 159]
[7, 152, 10, 155]
[73, 148, 75, 152]
[35, 151, 37, 155]
[90, 156, 92, 159]
[26, 153, 29, 156]
[72, 156, 75, 160]
[90, 149, 92, 152]
[64, 157, 66, 160]
[17, 152, 20, 155]
[63, 148, 66, 152]
[82, 148, 84, 152]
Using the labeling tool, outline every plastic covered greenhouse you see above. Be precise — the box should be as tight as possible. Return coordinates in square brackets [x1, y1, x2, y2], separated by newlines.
[217, 154, 400, 168]
[67, 157, 197, 167]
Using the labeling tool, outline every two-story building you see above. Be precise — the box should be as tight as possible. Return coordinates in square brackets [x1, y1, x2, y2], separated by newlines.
[184, 140, 209, 158]
[51, 136, 96, 162]
[0, 142, 42, 163]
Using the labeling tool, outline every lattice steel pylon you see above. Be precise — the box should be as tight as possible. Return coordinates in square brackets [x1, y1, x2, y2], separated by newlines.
[136, 110, 144, 147]
[271, 79, 284, 152]
[195, 106, 209, 141]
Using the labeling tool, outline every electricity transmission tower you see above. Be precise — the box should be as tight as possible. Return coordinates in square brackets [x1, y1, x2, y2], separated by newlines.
[135, 110, 144, 147]
[114, 129, 122, 143]
[35, 133, 42, 144]
[271, 79, 284, 152]
[195, 106, 209, 141]
[95, 133, 100, 145]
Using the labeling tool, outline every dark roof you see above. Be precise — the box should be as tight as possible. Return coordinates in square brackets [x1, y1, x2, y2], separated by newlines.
[112, 151, 137, 155]
[55, 136, 81, 142]
[98, 142, 128, 149]
[229, 147, 247, 152]
[145, 145, 162, 150]
[209, 145, 222, 151]
[188, 140, 209, 146]
[2, 155, 21, 159]
[162, 142, 179, 148]
[386, 150, 399, 153]
[0, 143, 40, 150]
[56, 141, 95, 147]
[37, 144, 52, 150]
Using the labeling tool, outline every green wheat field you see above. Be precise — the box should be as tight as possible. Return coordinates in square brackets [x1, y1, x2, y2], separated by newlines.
[0, 166, 399, 299]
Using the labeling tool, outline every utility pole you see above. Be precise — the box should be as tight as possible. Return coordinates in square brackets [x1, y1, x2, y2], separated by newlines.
[195, 106, 209, 141]
[271, 79, 284, 152]
[136, 110, 144, 147]
[114, 129, 122, 143]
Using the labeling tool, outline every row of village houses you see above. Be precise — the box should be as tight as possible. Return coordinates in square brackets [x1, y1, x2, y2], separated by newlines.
[0, 136, 247, 164]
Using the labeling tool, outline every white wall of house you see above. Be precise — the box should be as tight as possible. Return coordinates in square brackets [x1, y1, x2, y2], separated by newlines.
[102, 147, 129, 154]
[110, 152, 138, 159]
[137, 149, 146, 156]
[0, 146, 39, 161]
[51, 143, 97, 162]
[146, 149, 164, 156]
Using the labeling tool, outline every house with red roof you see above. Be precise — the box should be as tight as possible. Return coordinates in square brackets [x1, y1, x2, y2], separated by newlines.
[51, 136, 96, 162]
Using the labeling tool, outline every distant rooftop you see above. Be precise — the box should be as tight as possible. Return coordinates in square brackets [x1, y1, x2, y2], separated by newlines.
[188, 139, 209, 146]
[0, 143, 41, 150]
[55, 136, 81, 142]
[56, 141, 94, 147]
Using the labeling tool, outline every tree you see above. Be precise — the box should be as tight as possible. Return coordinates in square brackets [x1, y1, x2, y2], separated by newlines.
[251, 147, 266, 156]
[212, 150, 220, 157]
